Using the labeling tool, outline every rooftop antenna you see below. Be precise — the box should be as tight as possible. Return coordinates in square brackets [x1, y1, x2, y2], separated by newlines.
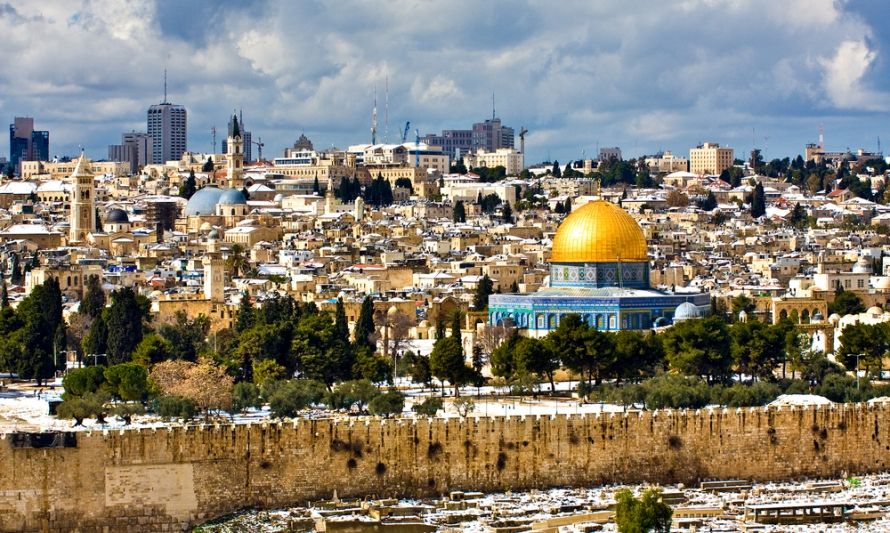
[819, 123, 825, 150]
[878, 136, 882, 154]
[384, 75, 389, 143]
[211, 126, 216, 153]
[492, 93, 496, 120]
[163, 68, 168, 104]
[371, 87, 378, 145]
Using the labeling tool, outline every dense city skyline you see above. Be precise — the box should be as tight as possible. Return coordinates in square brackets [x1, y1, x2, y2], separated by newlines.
[2, 0, 890, 163]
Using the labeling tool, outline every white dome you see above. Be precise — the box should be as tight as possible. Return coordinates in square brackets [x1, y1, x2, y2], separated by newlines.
[674, 302, 704, 322]
[867, 306, 883, 315]
[829, 313, 841, 324]
[852, 257, 873, 274]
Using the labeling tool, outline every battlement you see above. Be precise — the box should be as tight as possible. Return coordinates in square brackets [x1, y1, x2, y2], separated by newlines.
[2, 402, 889, 532]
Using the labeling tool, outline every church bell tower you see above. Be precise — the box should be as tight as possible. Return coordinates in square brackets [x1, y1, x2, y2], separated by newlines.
[69, 152, 95, 242]
[226, 113, 244, 188]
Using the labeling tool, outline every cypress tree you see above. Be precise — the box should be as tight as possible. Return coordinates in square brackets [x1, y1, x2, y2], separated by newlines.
[353, 296, 376, 350]
[334, 298, 349, 340]
[0, 280, 8, 308]
[450, 311, 462, 344]
[235, 291, 255, 333]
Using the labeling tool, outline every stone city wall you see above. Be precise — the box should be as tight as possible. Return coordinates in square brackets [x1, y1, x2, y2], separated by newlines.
[2, 403, 890, 532]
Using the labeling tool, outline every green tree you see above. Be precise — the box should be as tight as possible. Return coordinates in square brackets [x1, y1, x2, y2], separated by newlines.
[180, 170, 197, 199]
[546, 315, 590, 382]
[268, 379, 327, 418]
[514, 336, 559, 391]
[750, 182, 766, 218]
[353, 296, 376, 350]
[292, 313, 353, 386]
[836, 322, 888, 373]
[730, 294, 756, 318]
[82, 312, 108, 361]
[429, 336, 473, 396]
[551, 160, 561, 178]
[613, 330, 665, 382]
[235, 291, 255, 333]
[453, 200, 466, 223]
[368, 390, 405, 417]
[334, 298, 349, 340]
[252, 358, 287, 387]
[828, 290, 866, 317]
[473, 274, 494, 310]
[231, 382, 261, 413]
[326, 379, 380, 411]
[412, 396, 442, 416]
[157, 310, 209, 362]
[501, 201, 513, 223]
[615, 487, 673, 533]
[789, 202, 807, 228]
[227, 244, 248, 278]
[9, 253, 22, 285]
[62, 366, 107, 398]
[131, 333, 172, 366]
[663, 316, 732, 383]
[202, 157, 214, 172]
[105, 287, 146, 364]
[103, 363, 149, 401]
[80, 274, 105, 318]
[729, 321, 784, 381]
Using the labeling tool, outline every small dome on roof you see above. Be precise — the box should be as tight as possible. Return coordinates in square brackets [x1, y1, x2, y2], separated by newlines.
[184, 186, 224, 216]
[218, 188, 247, 205]
[812, 311, 824, 322]
[853, 256, 873, 274]
[106, 208, 129, 223]
[867, 306, 883, 315]
[199, 222, 213, 232]
[829, 313, 841, 324]
[208, 229, 220, 240]
[674, 302, 704, 322]
[274, 193, 284, 203]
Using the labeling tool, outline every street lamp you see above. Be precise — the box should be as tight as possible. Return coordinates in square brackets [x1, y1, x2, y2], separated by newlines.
[856, 353, 863, 390]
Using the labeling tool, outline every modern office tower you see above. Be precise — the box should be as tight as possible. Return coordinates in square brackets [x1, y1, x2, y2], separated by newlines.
[9, 117, 49, 174]
[422, 116, 514, 161]
[147, 100, 187, 164]
[222, 113, 252, 163]
[109, 132, 153, 173]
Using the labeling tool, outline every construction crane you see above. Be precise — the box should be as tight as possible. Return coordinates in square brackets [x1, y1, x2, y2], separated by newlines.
[402, 121, 410, 143]
[519, 127, 528, 155]
[252, 137, 264, 162]
[414, 129, 420, 168]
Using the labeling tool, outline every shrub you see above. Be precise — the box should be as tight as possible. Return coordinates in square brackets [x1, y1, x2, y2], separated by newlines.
[56, 391, 110, 426]
[268, 379, 327, 418]
[453, 397, 475, 417]
[615, 487, 672, 533]
[232, 382, 262, 413]
[717, 382, 781, 407]
[412, 397, 443, 417]
[640, 374, 711, 409]
[154, 396, 197, 420]
[368, 390, 405, 417]
[325, 379, 380, 412]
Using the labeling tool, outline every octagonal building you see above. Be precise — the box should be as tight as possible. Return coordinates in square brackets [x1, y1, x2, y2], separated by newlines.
[487, 200, 709, 335]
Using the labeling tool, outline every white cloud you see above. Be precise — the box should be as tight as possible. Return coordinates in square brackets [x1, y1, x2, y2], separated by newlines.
[820, 39, 888, 111]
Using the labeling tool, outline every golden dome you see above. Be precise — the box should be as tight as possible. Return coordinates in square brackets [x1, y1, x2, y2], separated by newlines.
[551, 200, 648, 263]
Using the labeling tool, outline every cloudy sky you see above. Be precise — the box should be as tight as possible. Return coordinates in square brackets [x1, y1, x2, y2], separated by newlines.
[2, 0, 889, 165]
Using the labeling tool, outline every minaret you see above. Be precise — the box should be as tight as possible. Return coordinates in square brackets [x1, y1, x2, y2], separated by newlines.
[226, 113, 244, 188]
[324, 175, 336, 215]
[203, 255, 224, 303]
[69, 152, 95, 243]
[354, 196, 364, 220]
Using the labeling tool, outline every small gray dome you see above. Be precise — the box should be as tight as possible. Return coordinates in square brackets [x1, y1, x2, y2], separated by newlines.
[184, 186, 225, 216]
[218, 188, 247, 206]
[207, 229, 220, 240]
[674, 302, 703, 322]
[106, 208, 129, 223]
